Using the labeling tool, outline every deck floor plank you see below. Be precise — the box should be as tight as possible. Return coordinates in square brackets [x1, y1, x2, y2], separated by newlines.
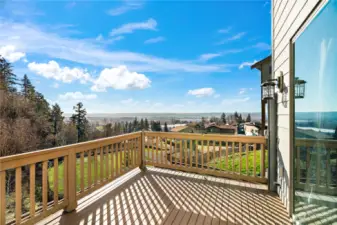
[37, 167, 291, 225]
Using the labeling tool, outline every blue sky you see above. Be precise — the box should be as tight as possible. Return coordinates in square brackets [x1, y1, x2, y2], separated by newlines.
[0, 0, 271, 113]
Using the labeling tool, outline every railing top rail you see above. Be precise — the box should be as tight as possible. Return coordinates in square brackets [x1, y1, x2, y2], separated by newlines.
[0, 132, 142, 171]
[295, 138, 337, 148]
[145, 131, 267, 144]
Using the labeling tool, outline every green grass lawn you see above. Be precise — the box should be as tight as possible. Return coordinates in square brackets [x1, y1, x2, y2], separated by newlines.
[209, 150, 268, 175]
[48, 151, 137, 193]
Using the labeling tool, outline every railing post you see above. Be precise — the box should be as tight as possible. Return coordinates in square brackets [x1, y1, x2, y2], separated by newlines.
[65, 150, 77, 212]
[139, 130, 146, 171]
[0, 170, 6, 225]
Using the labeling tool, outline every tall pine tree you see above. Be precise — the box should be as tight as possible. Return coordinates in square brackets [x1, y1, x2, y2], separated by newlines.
[144, 118, 149, 130]
[221, 113, 227, 124]
[50, 104, 64, 146]
[71, 102, 88, 142]
[21, 74, 35, 99]
[164, 122, 169, 132]
[246, 113, 251, 122]
[0, 56, 17, 92]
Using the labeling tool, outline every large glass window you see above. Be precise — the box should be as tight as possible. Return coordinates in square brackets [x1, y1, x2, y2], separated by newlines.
[293, 1, 337, 224]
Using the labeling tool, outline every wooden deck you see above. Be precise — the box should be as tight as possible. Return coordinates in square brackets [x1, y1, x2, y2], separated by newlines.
[38, 167, 290, 225]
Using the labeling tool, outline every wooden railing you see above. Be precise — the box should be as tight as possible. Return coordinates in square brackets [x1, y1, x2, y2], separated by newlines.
[295, 138, 337, 195]
[0, 132, 142, 225]
[0, 131, 268, 224]
[144, 132, 267, 183]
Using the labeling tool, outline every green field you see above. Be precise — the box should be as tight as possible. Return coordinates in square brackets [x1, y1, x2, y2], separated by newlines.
[209, 150, 268, 175]
[48, 151, 135, 193]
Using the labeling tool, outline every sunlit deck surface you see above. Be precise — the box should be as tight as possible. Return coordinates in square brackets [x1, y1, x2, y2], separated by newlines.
[38, 167, 290, 225]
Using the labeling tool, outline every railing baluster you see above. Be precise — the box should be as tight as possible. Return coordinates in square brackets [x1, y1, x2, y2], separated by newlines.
[63, 156, 68, 202]
[42, 161, 48, 213]
[226, 142, 229, 170]
[88, 150, 92, 188]
[232, 142, 235, 172]
[207, 140, 210, 170]
[196, 140, 199, 168]
[246, 144, 249, 176]
[306, 147, 310, 185]
[111, 144, 115, 178]
[65, 150, 77, 212]
[189, 139, 192, 168]
[180, 139, 183, 167]
[54, 158, 59, 205]
[253, 144, 257, 177]
[161, 137, 164, 165]
[116, 143, 120, 176]
[100, 147, 104, 182]
[156, 136, 159, 165]
[184, 139, 187, 168]
[80, 152, 84, 192]
[201, 140, 204, 169]
[170, 138, 173, 165]
[94, 149, 98, 185]
[15, 167, 22, 223]
[30, 164, 35, 218]
[213, 141, 216, 170]
[261, 143, 265, 178]
[120, 142, 123, 174]
[0, 171, 6, 225]
[219, 141, 222, 171]
[239, 143, 242, 174]
[105, 146, 109, 178]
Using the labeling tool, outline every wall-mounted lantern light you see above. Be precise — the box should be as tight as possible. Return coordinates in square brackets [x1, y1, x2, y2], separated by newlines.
[261, 79, 276, 100]
[277, 71, 284, 93]
[294, 77, 306, 99]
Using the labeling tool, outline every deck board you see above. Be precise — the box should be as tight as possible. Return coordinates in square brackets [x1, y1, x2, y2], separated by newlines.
[38, 167, 291, 225]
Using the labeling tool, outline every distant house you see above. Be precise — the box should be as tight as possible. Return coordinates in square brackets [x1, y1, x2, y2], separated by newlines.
[205, 124, 236, 135]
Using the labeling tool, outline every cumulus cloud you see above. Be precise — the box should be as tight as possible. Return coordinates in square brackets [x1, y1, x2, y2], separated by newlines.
[91, 65, 151, 92]
[28, 61, 92, 83]
[144, 36, 165, 44]
[239, 60, 257, 69]
[0, 45, 26, 62]
[214, 94, 220, 98]
[59, 92, 97, 101]
[110, 18, 157, 36]
[188, 88, 215, 97]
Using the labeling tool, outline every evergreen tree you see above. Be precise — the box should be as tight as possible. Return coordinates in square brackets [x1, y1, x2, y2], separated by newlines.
[239, 114, 243, 123]
[0, 56, 17, 92]
[140, 118, 144, 130]
[70, 102, 88, 142]
[104, 123, 113, 137]
[164, 122, 169, 132]
[144, 118, 149, 130]
[21, 74, 35, 98]
[133, 117, 139, 131]
[50, 104, 64, 146]
[246, 113, 252, 122]
[221, 113, 227, 124]
[334, 126, 337, 139]
[234, 111, 239, 123]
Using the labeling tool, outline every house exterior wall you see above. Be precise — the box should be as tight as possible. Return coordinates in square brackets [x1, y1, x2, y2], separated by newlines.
[272, 0, 320, 213]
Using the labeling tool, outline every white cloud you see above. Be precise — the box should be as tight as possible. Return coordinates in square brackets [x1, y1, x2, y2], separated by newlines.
[199, 53, 222, 62]
[0, 21, 227, 73]
[214, 94, 220, 98]
[95, 34, 124, 44]
[0, 45, 26, 62]
[216, 32, 246, 45]
[28, 61, 92, 83]
[188, 88, 215, 97]
[218, 27, 231, 34]
[107, 2, 142, 16]
[172, 104, 184, 108]
[91, 65, 151, 92]
[110, 18, 157, 36]
[144, 36, 165, 44]
[222, 97, 250, 105]
[59, 92, 97, 101]
[239, 60, 257, 69]
[239, 88, 247, 95]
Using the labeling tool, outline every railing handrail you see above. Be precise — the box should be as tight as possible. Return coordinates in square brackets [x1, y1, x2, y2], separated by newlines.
[0, 131, 142, 169]
[145, 131, 267, 144]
